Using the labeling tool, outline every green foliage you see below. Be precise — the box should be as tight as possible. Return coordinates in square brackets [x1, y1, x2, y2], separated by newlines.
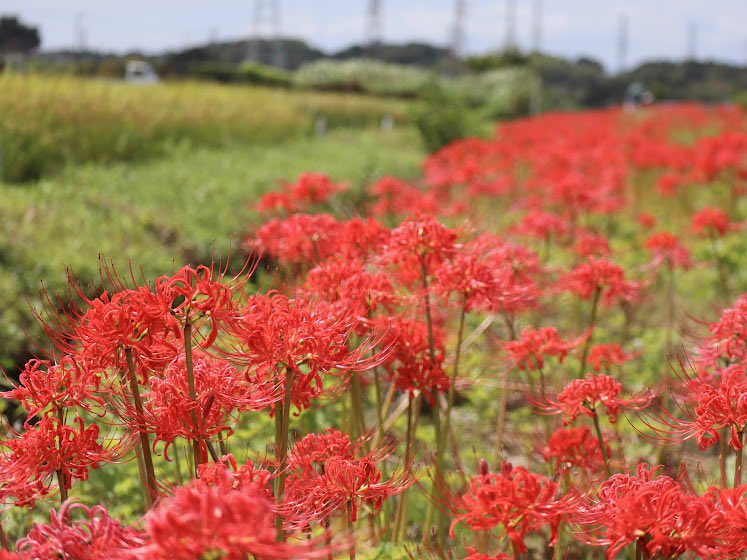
[0, 16, 40, 53]
[411, 81, 473, 153]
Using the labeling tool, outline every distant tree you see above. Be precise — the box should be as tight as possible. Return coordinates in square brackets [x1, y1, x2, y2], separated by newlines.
[0, 16, 40, 53]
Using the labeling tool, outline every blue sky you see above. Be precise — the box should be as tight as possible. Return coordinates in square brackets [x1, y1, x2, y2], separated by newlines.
[6, 1, 746, 71]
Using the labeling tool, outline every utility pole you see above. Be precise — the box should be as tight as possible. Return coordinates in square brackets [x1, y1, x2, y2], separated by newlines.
[617, 13, 628, 73]
[531, 0, 542, 53]
[505, 0, 517, 50]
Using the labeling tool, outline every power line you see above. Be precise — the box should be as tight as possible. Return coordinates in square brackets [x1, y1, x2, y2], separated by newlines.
[687, 22, 697, 60]
[247, 0, 284, 68]
[617, 13, 628, 73]
[531, 0, 542, 52]
[505, 0, 517, 50]
[450, 0, 466, 60]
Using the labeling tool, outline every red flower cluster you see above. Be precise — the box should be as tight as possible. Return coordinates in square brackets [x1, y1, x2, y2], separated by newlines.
[542, 425, 608, 476]
[256, 172, 347, 213]
[562, 258, 640, 306]
[645, 231, 692, 270]
[692, 206, 731, 237]
[504, 326, 588, 370]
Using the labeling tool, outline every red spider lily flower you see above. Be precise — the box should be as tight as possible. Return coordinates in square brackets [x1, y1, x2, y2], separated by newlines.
[562, 257, 640, 306]
[225, 293, 382, 413]
[336, 217, 391, 260]
[135, 475, 325, 560]
[697, 293, 747, 371]
[382, 213, 459, 286]
[713, 485, 747, 557]
[301, 257, 397, 319]
[1, 356, 106, 422]
[645, 231, 692, 270]
[655, 172, 685, 196]
[511, 209, 568, 240]
[256, 173, 347, 213]
[573, 229, 611, 258]
[587, 343, 636, 372]
[504, 327, 590, 371]
[197, 453, 273, 496]
[142, 351, 275, 461]
[537, 374, 654, 425]
[14, 501, 144, 560]
[581, 464, 725, 560]
[462, 548, 509, 560]
[637, 212, 657, 229]
[368, 175, 439, 217]
[250, 213, 343, 266]
[692, 206, 731, 237]
[373, 315, 449, 406]
[283, 429, 411, 529]
[449, 462, 581, 554]
[542, 425, 609, 476]
[642, 363, 747, 450]
[0, 415, 128, 507]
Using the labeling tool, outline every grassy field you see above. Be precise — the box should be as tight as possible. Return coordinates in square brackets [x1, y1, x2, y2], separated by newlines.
[0, 73, 411, 182]
[0, 126, 425, 370]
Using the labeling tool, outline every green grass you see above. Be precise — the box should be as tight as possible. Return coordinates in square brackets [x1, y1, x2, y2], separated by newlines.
[0, 73, 412, 182]
[0, 127, 425, 370]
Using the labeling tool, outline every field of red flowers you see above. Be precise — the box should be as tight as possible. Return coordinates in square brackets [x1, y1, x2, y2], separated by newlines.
[1, 102, 746, 559]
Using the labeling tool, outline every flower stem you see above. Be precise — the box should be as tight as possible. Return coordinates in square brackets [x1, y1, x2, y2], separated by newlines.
[54, 408, 69, 506]
[347, 499, 356, 560]
[591, 406, 611, 477]
[274, 366, 294, 540]
[719, 428, 728, 488]
[735, 430, 745, 487]
[125, 347, 157, 508]
[577, 286, 601, 378]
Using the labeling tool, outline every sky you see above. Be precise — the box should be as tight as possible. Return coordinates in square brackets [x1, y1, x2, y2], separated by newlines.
[5, 1, 747, 72]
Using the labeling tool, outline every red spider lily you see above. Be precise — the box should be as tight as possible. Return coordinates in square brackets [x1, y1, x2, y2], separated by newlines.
[336, 217, 391, 260]
[637, 212, 657, 229]
[642, 363, 747, 450]
[713, 485, 747, 557]
[301, 257, 397, 319]
[142, 351, 276, 461]
[692, 206, 731, 237]
[433, 235, 541, 314]
[197, 453, 273, 496]
[655, 171, 685, 196]
[14, 501, 144, 560]
[536, 374, 654, 425]
[511, 209, 568, 240]
[449, 462, 581, 555]
[368, 175, 439, 217]
[462, 548, 509, 560]
[504, 327, 590, 371]
[542, 425, 609, 476]
[0, 415, 129, 507]
[581, 463, 726, 559]
[256, 173, 347, 213]
[697, 293, 747, 371]
[224, 293, 382, 412]
[250, 213, 344, 266]
[562, 257, 640, 307]
[573, 229, 611, 258]
[1, 356, 106, 421]
[644, 231, 692, 270]
[373, 315, 449, 406]
[282, 429, 411, 529]
[382, 213, 459, 286]
[135, 474, 327, 560]
[587, 343, 636, 372]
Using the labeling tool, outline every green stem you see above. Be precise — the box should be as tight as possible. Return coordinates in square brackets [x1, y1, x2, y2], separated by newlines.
[577, 286, 601, 378]
[719, 428, 728, 488]
[183, 320, 203, 471]
[54, 408, 69, 505]
[735, 430, 745, 487]
[350, 371, 366, 440]
[591, 406, 611, 477]
[125, 347, 157, 508]
[347, 499, 356, 560]
[275, 366, 294, 541]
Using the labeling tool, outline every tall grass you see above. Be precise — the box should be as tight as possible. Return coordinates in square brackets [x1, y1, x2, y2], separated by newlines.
[0, 73, 410, 182]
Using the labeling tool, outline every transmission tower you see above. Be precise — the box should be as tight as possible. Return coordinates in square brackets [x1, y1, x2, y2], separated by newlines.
[247, 0, 284, 68]
[531, 0, 542, 53]
[504, 0, 517, 50]
[687, 22, 697, 60]
[617, 14, 628, 73]
[450, 0, 466, 60]
[367, 0, 383, 45]
[74, 13, 87, 53]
